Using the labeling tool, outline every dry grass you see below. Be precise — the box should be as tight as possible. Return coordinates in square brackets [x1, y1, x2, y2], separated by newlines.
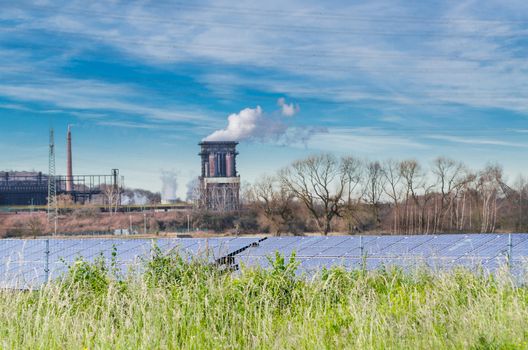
[0, 252, 526, 349]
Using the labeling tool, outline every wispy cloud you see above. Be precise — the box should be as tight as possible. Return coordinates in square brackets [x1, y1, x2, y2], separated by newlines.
[4, 0, 528, 113]
[0, 78, 214, 126]
[96, 120, 173, 130]
[306, 127, 427, 153]
[428, 134, 528, 148]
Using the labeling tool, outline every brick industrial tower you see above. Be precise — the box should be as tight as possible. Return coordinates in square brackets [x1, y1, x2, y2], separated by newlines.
[199, 141, 240, 211]
[66, 125, 73, 192]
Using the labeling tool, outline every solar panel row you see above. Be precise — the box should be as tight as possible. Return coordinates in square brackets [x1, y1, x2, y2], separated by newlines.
[235, 234, 528, 273]
[0, 237, 262, 289]
[0, 234, 526, 289]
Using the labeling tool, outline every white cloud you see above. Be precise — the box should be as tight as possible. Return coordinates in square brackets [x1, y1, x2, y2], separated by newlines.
[277, 97, 300, 117]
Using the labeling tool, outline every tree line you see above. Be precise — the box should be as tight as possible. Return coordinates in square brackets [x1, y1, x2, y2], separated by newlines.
[241, 154, 527, 235]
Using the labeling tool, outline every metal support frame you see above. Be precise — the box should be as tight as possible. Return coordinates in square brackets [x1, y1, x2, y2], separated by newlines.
[0, 172, 123, 206]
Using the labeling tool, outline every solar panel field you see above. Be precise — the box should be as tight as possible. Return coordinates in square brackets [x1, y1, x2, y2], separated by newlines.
[1, 233, 527, 289]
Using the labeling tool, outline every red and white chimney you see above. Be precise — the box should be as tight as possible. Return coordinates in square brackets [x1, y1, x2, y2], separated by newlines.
[66, 125, 73, 192]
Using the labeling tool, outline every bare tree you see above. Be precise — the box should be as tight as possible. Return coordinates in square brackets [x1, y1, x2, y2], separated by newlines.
[382, 159, 404, 234]
[477, 164, 503, 233]
[399, 160, 435, 234]
[363, 161, 386, 229]
[239, 154, 527, 235]
[102, 184, 120, 215]
[280, 154, 347, 235]
[341, 156, 363, 234]
[249, 175, 295, 235]
[186, 177, 202, 206]
[203, 183, 239, 212]
[431, 157, 472, 232]
[400, 160, 421, 234]
[55, 194, 74, 214]
[513, 174, 528, 231]
[27, 215, 45, 236]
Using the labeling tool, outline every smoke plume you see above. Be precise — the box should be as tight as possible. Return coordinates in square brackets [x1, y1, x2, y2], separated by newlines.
[160, 170, 178, 202]
[203, 103, 323, 144]
[204, 106, 266, 142]
[186, 177, 201, 202]
[277, 97, 300, 117]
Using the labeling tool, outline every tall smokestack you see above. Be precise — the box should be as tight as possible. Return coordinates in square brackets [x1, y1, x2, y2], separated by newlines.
[66, 125, 73, 192]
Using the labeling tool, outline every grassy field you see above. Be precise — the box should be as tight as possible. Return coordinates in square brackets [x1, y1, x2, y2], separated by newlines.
[0, 252, 527, 349]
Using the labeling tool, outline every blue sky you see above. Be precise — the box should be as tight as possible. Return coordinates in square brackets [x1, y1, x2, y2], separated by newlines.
[1, 0, 528, 198]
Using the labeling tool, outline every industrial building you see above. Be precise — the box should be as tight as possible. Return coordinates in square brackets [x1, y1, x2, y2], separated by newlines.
[199, 141, 240, 211]
[0, 127, 122, 207]
[0, 171, 48, 206]
[0, 171, 121, 206]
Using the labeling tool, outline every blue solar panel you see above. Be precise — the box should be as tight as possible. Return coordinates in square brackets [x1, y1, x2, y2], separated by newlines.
[299, 257, 341, 271]
[296, 237, 350, 256]
[362, 257, 418, 270]
[0, 237, 264, 289]
[512, 236, 528, 255]
[239, 237, 304, 257]
[482, 256, 510, 271]
[410, 235, 467, 257]
[443, 234, 497, 257]
[469, 234, 522, 258]
[0, 234, 527, 288]
[378, 236, 434, 256]
[362, 236, 407, 255]
[233, 234, 528, 274]
[316, 245, 356, 257]
[237, 256, 271, 270]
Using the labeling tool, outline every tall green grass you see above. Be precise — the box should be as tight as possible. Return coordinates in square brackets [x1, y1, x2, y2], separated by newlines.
[0, 251, 527, 349]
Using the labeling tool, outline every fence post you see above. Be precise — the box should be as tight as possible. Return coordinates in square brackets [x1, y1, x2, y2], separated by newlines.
[359, 235, 364, 257]
[150, 238, 158, 257]
[44, 239, 50, 284]
[359, 235, 366, 271]
[508, 233, 513, 269]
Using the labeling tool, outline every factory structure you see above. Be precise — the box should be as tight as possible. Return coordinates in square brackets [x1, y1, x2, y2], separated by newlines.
[0, 128, 241, 213]
[199, 141, 240, 211]
[0, 127, 122, 207]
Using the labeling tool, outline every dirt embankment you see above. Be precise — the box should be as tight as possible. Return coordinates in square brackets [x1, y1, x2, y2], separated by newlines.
[0, 210, 249, 238]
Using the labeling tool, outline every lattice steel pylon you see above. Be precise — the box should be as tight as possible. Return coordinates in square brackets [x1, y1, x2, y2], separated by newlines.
[47, 128, 58, 231]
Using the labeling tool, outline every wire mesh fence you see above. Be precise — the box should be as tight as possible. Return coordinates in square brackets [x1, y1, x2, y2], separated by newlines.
[0, 237, 261, 289]
[235, 234, 528, 277]
[0, 234, 526, 289]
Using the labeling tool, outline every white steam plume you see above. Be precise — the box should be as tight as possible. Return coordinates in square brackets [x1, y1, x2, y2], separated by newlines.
[204, 104, 322, 144]
[277, 97, 300, 117]
[160, 170, 178, 202]
[204, 106, 264, 142]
